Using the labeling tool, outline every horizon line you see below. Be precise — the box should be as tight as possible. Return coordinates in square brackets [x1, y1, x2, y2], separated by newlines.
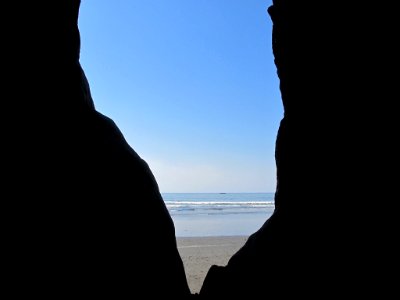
[161, 191, 276, 194]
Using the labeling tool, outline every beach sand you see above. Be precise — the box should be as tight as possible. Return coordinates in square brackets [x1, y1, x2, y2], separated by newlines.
[177, 236, 248, 294]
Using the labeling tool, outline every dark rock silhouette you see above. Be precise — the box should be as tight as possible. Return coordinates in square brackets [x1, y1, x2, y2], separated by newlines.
[199, 1, 391, 298]
[4, 1, 190, 298]
[5, 0, 392, 298]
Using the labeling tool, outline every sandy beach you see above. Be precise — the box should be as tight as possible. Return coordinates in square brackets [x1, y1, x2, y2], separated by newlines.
[177, 236, 248, 294]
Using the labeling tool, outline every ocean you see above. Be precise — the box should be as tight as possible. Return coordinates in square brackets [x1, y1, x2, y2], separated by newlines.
[162, 193, 275, 237]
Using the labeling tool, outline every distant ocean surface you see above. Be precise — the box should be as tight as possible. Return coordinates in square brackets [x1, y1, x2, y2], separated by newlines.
[162, 193, 275, 237]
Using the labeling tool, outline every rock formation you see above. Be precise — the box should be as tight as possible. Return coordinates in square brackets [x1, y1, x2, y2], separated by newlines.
[4, 0, 392, 298]
[199, 1, 391, 297]
[4, 1, 190, 298]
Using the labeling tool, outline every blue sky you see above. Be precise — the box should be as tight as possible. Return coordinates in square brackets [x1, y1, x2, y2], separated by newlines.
[78, 0, 282, 193]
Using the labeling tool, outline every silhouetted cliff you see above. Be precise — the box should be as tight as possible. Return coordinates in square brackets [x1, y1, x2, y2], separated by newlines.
[4, 0, 393, 298]
[4, 1, 190, 298]
[200, 1, 392, 298]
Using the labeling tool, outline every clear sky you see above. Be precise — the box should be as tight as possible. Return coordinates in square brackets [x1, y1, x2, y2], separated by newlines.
[78, 0, 282, 193]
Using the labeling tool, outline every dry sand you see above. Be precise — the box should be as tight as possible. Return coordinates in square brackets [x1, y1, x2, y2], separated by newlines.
[177, 236, 248, 294]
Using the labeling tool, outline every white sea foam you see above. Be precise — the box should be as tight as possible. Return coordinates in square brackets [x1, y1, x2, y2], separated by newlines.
[163, 193, 275, 218]
[162, 193, 275, 237]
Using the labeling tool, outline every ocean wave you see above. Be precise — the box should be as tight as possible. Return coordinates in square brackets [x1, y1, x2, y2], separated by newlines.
[165, 201, 274, 208]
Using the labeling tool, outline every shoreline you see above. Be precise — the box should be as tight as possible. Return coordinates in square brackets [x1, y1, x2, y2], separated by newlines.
[177, 235, 248, 294]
